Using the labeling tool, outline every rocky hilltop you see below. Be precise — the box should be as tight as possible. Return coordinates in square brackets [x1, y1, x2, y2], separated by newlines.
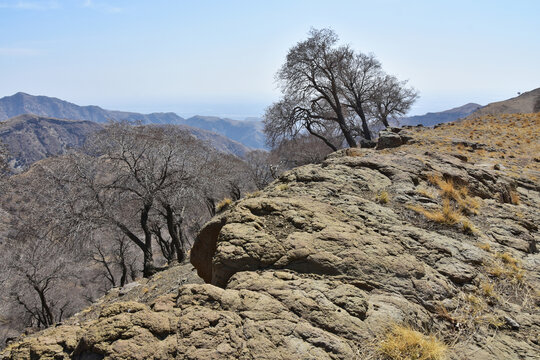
[467, 88, 540, 118]
[2, 113, 539, 359]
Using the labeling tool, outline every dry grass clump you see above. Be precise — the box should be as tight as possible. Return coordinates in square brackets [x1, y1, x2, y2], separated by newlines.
[486, 252, 525, 284]
[509, 190, 520, 205]
[409, 200, 461, 225]
[460, 219, 477, 234]
[245, 190, 262, 198]
[345, 147, 366, 157]
[416, 186, 436, 199]
[216, 197, 232, 211]
[426, 175, 480, 215]
[409, 174, 481, 233]
[435, 289, 505, 340]
[378, 324, 447, 360]
[376, 190, 390, 204]
[476, 242, 491, 252]
[479, 281, 498, 300]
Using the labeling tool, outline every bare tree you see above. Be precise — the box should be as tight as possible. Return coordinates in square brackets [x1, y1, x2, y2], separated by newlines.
[8, 238, 72, 328]
[0, 163, 90, 331]
[245, 150, 279, 190]
[91, 233, 138, 288]
[264, 28, 418, 149]
[368, 74, 419, 127]
[65, 123, 222, 277]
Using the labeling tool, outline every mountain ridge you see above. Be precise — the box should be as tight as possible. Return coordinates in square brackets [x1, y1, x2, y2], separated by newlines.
[0, 93, 266, 149]
[0, 114, 251, 169]
[399, 103, 482, 126]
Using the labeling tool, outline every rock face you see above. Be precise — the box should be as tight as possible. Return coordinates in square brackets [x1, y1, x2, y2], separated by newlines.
[3, 122, 540, 359]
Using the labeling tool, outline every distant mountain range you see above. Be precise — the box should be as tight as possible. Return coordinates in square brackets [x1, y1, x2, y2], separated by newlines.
[399, 103, 482, 127]
[0, 114, 250, 170]
[181, 115, 265, 149]
[0, 92, 266, 149]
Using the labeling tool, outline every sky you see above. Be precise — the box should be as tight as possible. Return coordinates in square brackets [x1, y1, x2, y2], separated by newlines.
[1, 0, 539, 119]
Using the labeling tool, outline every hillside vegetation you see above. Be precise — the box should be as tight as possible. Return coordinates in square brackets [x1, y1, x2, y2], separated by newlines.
[3, 112, 539, 360]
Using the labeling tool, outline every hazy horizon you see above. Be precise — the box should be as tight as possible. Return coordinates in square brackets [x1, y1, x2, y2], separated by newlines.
[1, 0, 539, 119]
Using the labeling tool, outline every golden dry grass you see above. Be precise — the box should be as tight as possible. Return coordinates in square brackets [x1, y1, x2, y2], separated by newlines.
[277, 183, 290, 191]
[376, 190, 390, 204]
[408, 203, 459, 225]
[404, 113, 540, 180]
[216, 197, 232, 211]
[486, 251, 525, 284]
[378, 324, 447, 360]
[509, 190, 520, 205]
[410, 171, 482, 233]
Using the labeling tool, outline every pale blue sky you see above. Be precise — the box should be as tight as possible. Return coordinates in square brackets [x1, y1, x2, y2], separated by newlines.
[1, 0, 539, 118]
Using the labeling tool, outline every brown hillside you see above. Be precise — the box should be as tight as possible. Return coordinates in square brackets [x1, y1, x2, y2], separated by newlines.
[467, 88, 540, 118]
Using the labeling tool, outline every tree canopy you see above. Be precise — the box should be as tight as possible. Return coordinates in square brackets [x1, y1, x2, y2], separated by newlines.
[264, 28, 418, 150]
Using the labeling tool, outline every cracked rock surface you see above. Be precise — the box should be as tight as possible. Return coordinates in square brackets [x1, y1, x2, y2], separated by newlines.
[3, 129, 539, 359]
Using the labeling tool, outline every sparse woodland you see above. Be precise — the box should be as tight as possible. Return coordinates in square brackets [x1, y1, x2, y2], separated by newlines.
[0, 122, 276, 344]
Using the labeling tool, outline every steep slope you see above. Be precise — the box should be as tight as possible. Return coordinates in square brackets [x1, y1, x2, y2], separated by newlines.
[3, 114, 539, 360]
[467, 87, 540, 118]
[400, 103, 481, 126]
[0, 115, 251, 168]
[0, 114, 103, 168]
[181, 115, 266, 149]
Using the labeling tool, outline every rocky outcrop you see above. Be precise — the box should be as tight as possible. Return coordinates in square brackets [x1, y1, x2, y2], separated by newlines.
[376, 127, 415, 149]
[3, 125, 539, 359]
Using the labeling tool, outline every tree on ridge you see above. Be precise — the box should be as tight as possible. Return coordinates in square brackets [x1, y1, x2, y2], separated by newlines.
[264, 28, 418, 151]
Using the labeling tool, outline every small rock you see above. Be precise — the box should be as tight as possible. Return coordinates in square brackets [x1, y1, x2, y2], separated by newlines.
[504, 316, 520, 330]
[119, 281, 140, 296]
[376, 130, 403, 149]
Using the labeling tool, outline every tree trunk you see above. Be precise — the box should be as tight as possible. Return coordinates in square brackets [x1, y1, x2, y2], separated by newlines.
[352, 102, 372, 141]
[120, 260, 128, 287]
[36, 287, 54, 327]
[141, 202, 156, 277]
[165, 204, 185, 263]
[305, 123, 338, 151]
[337, 117, 359, 147]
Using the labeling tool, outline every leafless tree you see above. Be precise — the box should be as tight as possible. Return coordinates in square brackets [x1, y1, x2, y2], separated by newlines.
[64, 123, 226, 277]
[0, 162, 91, 332]
[91, 232, 138, 288]
[264, 28, 418, 149]
[245, 150, 280, 190]
[368, 74, 419, 127]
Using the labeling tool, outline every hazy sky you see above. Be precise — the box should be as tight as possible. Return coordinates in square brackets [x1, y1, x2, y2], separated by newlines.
[1, 0, 539, 119]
